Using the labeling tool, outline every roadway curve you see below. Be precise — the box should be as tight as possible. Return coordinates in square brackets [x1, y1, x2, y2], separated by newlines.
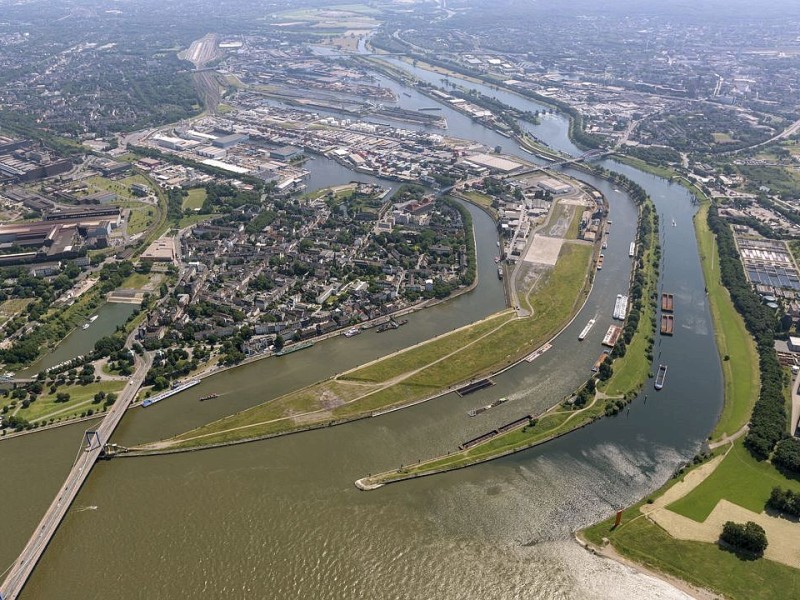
[0, 350, 151, 600]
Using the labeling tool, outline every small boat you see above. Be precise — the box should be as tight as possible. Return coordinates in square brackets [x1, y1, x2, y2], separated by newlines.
[597, 254, 604, 270]
[496, 240, 500, 247]
[497, 266, 504, 279]
[89, 315, 98, 323]
[82, 323, 90, 330]
[602, 238, 608, 249]
[494, 256, 501, 263]
[199, 393, 219, 401]
[578, 318, 596, 341]
[629, 242, 636, 257]
[403, 92, 411, 97]
[672, 218, 677, 227]
[344, 328, 361, 337]
[654, 364, 668, 390]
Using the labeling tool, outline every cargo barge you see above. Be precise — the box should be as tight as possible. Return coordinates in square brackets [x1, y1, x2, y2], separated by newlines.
[199, 393, 219, 401]
[602, 325, 623, 347]
[592, 351, 610, 372]
[457, 378, 494, 396]
[467, 397, 508, 417]
[376, 318, 408, 333]
[524, 343, 552, 362]
[661, 293, 674, 312]
[660, 314, 674, 335]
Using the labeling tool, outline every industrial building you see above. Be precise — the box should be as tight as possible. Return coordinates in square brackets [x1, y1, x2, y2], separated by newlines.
[212, 133, 249, 149]
[141, 238, 177, 263]
[269, 145, 303, 161]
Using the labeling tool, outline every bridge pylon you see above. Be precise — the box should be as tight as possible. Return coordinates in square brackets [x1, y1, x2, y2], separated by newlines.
[84, 430, 101, 451]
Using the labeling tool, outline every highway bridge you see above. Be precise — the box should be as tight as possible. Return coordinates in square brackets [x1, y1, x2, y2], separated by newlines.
[0, 352, 152, 600]
[513, 149, 612, 177]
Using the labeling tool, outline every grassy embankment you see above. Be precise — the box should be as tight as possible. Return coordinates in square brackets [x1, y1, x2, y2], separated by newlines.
[143, 242, 593, 451]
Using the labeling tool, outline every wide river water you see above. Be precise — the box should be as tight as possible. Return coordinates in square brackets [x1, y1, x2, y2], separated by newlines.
[0, 58, 723, 599]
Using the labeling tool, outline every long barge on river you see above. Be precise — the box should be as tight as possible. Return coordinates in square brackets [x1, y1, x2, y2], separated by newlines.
[654, 364, 668, 390]
[629, 242, 636, 257]
[467, 396, 508, 417]
[141, 379, 200, 407]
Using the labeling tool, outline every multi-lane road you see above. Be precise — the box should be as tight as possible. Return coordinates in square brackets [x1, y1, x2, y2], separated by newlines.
[0, 351, 151, 600]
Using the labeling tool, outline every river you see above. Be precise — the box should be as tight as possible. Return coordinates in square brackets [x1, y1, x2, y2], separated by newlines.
[1, 56, 722, 600]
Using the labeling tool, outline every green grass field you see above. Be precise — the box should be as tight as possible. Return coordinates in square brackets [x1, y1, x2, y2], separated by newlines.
[127, 206, 156, 235]
[667, 440, 800, 521]
[182, 188, 207, 210]
[694, 201, 759, 440]
[11, 381, 125, 424]
[120, 272, 152, 289]
[583, 504, 800, 600]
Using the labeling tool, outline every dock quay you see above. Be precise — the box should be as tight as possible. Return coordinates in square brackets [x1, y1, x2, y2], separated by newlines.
[525, 343, 552, 362]
[457, 378, 494, 396]
[660, 314, 674, 336]
[141, 379, 200, 407]
[602, 325, 623, 347]
[661, 292, 674, 312]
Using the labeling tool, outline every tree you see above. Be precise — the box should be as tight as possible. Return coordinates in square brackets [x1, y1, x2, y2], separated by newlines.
[273, 334, 285, 352]
[720, 521, 768, 556]
[55, 392, 71, 404]
[773, 437, 800, 474]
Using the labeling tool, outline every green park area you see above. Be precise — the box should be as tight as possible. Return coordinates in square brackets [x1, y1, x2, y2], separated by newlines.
[2, 380, 125, 429]
[127, 206, 156, 235]
[142, 242, 593, 452]
[668, 440, 800, 521]
[582, 486, 800, 600]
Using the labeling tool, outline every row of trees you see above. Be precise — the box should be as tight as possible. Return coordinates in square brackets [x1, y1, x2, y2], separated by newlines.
[707, 205, 785, 459]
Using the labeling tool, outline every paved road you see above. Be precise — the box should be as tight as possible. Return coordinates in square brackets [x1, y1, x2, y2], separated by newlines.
[0, 351, 151, 600]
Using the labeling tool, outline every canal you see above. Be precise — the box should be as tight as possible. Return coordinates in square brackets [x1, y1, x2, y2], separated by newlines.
[1, 56, 722, 600]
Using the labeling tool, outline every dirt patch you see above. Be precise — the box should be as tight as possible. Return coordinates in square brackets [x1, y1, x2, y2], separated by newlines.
[524, 234, 564, 265]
